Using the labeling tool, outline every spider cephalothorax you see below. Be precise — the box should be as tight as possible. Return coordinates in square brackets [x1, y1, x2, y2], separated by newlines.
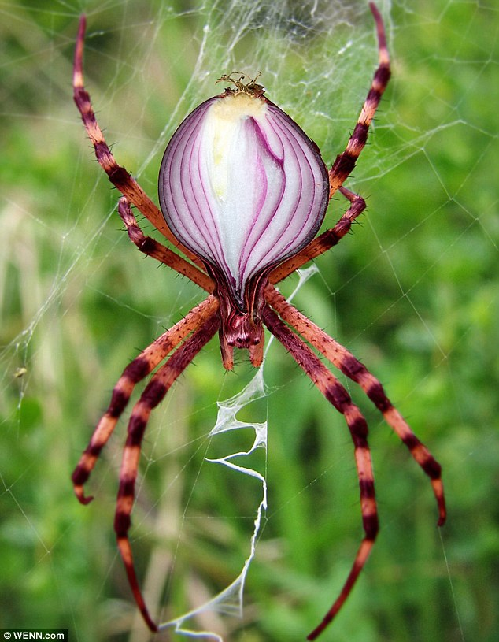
[72, 4, 445, 639]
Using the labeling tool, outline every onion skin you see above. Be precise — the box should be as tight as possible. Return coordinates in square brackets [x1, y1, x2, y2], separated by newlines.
[159, 86, 329, 365]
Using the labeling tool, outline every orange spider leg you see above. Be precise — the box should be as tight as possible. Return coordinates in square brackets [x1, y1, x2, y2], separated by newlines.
[117, 198, 214, 293]
[262, 306, 379, 641]
[114, 313, 220, 631]
[72, 295, 219, 504]
[265, 284, 446, 525]
[73, 16, 205, 273]
[328, 2, 390, 197]
[269, 186, 366, 284]
[269, 2, 390, 284]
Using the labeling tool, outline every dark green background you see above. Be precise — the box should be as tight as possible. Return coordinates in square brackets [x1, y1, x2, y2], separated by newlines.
[1, 1, 497, 641]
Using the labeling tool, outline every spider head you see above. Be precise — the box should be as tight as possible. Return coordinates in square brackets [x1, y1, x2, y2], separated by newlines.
[218, 301, 264, 370]
[207, 264, 267, 369]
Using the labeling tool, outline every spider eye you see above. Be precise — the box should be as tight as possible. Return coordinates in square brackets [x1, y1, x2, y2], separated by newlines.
[158, 91, 329, 303]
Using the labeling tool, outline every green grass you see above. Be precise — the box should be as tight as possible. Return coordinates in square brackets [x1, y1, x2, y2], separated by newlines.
[1, 1, 498, 641]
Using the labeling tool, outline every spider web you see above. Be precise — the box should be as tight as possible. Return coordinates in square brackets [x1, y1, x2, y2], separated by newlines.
[156, 266, 317, 640]
[1, 0, 498, 641]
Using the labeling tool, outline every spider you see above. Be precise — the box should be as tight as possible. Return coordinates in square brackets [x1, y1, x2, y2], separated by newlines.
[72, 4, 446, 639]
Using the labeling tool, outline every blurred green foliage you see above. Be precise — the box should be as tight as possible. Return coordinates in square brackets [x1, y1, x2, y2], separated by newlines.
[0, 1, 498, 641]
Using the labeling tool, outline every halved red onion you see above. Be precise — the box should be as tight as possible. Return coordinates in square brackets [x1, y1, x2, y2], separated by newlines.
[159, 90, 329, 306]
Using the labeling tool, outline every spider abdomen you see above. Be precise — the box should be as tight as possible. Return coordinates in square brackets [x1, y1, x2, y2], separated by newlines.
[158, 88, 329, 309]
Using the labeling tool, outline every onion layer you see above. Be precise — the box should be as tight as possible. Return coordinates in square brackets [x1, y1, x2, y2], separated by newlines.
[159, 90, 329, 307]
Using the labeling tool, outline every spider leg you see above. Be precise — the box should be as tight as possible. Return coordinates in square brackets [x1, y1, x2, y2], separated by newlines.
[262, 305, 378, 640]
[73, 16, 204, 270]
[117, 197, 214, 293]
[328, 3, 390, 197]
[269, 3, 390, 284]
[265, 284, 446, 526]
[114, 312, 220, 632]
[72, 295, 219, 504]
[269, 186, 366, 284]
